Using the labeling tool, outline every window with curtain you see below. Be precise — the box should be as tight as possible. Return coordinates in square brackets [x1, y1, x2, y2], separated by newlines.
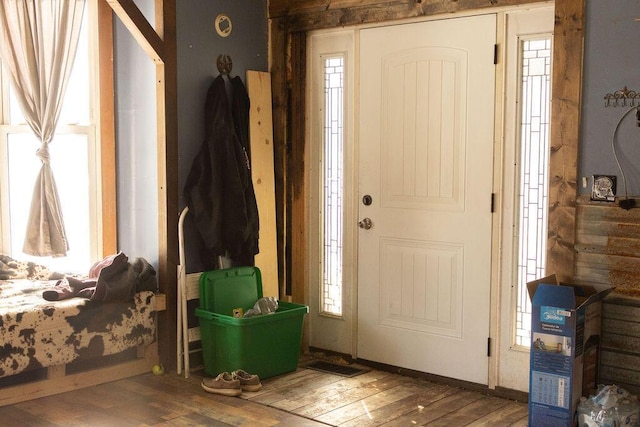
[0, 1, 105, 274]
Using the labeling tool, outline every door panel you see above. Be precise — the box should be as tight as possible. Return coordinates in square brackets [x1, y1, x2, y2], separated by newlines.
[358, 14, 496, 385]
[382, 47, 464, 211]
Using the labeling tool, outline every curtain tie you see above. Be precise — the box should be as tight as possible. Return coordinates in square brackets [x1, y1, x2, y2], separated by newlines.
[36, 142, 50, 165]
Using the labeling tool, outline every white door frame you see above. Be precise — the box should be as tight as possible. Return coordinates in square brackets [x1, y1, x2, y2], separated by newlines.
[306, 2, 553, 391]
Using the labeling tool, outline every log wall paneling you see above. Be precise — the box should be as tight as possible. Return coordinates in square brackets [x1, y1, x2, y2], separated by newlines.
[546, 0, 584, 283]
[601, 294, 640, 396]
[575, 194, 640, 397]
[575, 194, 640, 290]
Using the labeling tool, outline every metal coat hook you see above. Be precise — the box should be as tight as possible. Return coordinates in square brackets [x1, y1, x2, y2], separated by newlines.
[216, 54, 232, 75]
[604, 86, 640, 107]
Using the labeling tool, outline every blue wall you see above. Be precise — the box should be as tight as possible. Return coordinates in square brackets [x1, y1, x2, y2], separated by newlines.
[177, 0, 268, 271]
[114, 0, 158, 265]
[580, 1, 640, 197]
[113, 0, 267, 271]
[176, 0, 268, 201]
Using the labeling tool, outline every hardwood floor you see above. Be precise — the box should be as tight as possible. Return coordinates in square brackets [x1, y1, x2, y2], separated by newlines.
[0, 362, 529, 426]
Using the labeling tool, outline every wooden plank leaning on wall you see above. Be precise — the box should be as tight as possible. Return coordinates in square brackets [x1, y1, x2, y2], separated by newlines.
[247, 71, 279, 298]
[268, 0, 584, 309]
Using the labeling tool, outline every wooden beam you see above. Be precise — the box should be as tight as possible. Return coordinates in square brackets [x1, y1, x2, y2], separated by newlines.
[105, 0, 165, 63]
[269, 0, 547, 31]
[269, 18, 289, 298]
[97, 0, 117, 256]
[547, 0, 584, 282]
[153, 0, 179, 372]
[288, 31, 308, 356]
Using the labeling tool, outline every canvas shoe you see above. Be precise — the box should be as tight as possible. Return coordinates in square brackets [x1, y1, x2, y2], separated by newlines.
[201, 372, 242, 396]
[232, 369, 262, 392]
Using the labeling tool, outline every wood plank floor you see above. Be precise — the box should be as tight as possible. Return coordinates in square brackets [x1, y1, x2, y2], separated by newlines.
[0, 362, 529, 426]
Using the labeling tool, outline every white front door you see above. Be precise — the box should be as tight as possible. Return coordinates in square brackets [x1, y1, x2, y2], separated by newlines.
[357, 14, 497, 385]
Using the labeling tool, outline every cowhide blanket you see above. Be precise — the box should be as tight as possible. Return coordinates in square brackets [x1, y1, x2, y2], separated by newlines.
[0, 254, 65, 281]
[0, 278, 156, 379]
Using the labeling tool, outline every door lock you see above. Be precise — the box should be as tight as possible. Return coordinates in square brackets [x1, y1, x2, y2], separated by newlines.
[358, 218, 373, 230]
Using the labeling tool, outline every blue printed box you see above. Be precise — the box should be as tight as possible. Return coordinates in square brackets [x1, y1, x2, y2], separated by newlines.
[527, 275, 612, 427]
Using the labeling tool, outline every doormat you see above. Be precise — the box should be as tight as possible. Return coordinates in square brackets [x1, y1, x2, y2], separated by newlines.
[304, 360, 369, 377]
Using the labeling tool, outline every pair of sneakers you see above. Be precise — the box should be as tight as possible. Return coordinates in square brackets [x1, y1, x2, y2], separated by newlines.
[201, 369, 262, 396]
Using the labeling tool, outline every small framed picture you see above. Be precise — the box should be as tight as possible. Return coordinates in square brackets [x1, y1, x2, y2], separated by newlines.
[591, 175, 616, 202]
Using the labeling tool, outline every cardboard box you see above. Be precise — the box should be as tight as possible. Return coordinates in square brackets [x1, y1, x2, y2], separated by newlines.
[527, 275, 613, 427]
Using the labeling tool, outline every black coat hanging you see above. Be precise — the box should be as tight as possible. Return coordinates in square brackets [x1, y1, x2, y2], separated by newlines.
[183, 55, 259, 268]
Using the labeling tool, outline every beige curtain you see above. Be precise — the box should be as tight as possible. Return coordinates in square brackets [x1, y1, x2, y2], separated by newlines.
[0, 0, 85, 257]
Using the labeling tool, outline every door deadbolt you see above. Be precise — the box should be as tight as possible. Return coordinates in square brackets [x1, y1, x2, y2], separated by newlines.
[358, 218, 373, 230]
[362, 195, 373, 206]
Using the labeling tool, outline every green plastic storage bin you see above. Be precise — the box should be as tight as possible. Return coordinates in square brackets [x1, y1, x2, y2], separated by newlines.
[196, 267, 308, 380]
[196, 301, 307, 380]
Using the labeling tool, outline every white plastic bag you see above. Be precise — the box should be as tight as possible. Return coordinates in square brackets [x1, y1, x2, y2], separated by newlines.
[577, 385, 640, 427]
[243, 296, 278, 317]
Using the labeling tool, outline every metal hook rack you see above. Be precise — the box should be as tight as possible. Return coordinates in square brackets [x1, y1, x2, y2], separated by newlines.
[604, 86, 640, 107]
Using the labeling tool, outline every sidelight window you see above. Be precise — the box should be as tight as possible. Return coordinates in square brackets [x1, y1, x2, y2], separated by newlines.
[321, 56, 344, 316]
[515, 37, 552, 346]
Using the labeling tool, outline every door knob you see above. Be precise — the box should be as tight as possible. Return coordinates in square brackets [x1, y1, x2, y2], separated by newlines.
[358, 218, 373, 230]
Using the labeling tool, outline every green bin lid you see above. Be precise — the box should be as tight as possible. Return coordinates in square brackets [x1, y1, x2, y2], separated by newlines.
[199, 266, 263, 315]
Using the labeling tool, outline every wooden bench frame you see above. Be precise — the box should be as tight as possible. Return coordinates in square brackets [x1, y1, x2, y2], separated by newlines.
[0, 294, 166, 407]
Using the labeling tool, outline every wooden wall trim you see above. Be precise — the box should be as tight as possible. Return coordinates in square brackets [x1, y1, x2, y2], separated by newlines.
[155, 0, 179, 372]
[269, 18, 288, 298]
[289, 31, 307, 305]
[97, 0, 117, 256]
[546, 0, 583, 282]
